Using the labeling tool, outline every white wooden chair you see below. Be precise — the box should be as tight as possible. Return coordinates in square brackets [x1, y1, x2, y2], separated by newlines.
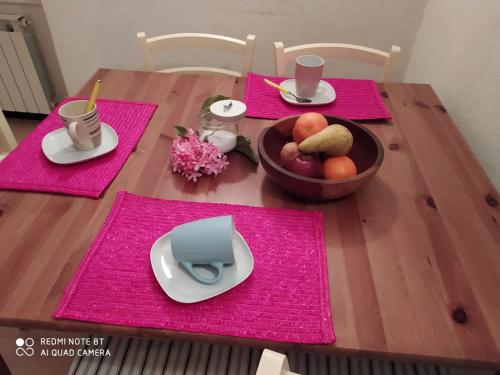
[256, 349, 300, 375]
[0, 111, 17, 161]
[137, 32, 256, 77]
[274, 42, 401, 81]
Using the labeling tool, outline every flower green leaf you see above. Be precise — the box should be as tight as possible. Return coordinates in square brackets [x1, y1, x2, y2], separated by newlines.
[200, 95, 230, 115]
[234, 135, 259, 164]
[174, 125, 188, 137]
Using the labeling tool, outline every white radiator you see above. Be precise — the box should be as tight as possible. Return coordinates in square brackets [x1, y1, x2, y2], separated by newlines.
[0, 14, 52, 114]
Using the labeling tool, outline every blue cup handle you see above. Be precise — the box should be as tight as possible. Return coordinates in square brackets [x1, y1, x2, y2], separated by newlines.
[180, 261, 224, 285]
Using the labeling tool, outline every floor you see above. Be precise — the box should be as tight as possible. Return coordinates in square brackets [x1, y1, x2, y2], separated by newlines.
[6, 116, 40, 144]
[0, 116, 39, 154]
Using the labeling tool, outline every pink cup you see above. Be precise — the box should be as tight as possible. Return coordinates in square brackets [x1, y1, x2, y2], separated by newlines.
[295, 55, 325, 98]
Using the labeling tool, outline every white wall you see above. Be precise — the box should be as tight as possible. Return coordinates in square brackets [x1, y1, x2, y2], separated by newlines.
[405, 0, 500, 190]
[0, 0, 67, 101]
[41, 0, 427, 95]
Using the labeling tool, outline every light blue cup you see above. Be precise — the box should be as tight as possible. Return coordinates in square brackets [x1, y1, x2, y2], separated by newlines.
[171, 215, 235, 285]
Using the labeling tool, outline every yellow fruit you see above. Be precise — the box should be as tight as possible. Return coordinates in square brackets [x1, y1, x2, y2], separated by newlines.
[298, 124, 353, 156]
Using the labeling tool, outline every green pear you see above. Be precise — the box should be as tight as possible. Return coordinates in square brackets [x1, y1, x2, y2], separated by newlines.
[298, 124, 353, 156]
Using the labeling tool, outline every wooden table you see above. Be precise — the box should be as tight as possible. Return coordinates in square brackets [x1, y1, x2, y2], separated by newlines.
[1, 69, 499, 369]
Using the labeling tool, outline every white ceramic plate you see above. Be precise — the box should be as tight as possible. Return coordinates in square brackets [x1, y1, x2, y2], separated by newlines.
[41, 123, 118, 165]
[150, 230, 254, 303]
[280, 79, 336, 106]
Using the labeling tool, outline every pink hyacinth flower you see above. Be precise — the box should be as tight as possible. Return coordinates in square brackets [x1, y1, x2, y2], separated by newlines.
[170, 129, 229, 182]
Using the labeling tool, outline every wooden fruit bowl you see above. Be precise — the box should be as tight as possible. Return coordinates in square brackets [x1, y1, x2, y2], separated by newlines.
[257, 115, 384, 200]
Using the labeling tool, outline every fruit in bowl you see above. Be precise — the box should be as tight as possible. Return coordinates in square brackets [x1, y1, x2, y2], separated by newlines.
[299, 124, 353, 156]
[279, 113, 358, 181]
[280, 140, 323, 179]
[283, 153, 323, 179]
[257, 114, 384, 200]
[292, 112, 328, 143]
[279, 142, 300, 162]
[323, 156, 357, 180]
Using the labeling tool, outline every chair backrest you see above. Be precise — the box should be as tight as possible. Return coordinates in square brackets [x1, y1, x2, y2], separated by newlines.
[0, 111, 17, 160]
[137, 32, 256, 77]
[274, 42, 401, 82]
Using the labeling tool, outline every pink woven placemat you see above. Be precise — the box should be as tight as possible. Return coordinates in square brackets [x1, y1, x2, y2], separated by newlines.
[0, 98, 157, 198]
[244, 72, 391, 120]
[54, 191, 335, 344]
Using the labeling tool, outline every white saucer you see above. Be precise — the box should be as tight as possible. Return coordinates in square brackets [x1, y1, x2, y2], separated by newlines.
[150, 230, 254, 304]
[280, 79, 336, 106]
[42, 123, 118, 165]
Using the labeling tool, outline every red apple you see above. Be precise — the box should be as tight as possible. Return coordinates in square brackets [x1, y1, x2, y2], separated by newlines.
[284, 153, 323, 179]
[280, 142, 300, 162]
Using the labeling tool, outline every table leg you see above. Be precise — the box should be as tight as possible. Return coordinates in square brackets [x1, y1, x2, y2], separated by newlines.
[0, 353, 12, 375]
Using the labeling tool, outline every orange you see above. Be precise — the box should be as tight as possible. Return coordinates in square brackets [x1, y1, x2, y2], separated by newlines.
[323, 156, 357, 180]
[292, 112, 328, 143]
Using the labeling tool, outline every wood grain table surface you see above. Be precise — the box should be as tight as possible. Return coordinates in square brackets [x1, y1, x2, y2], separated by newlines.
[0, 69, 499, 369]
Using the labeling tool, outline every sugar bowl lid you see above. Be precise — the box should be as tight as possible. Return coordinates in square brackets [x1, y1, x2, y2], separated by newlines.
[210, 100, 246, 121]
